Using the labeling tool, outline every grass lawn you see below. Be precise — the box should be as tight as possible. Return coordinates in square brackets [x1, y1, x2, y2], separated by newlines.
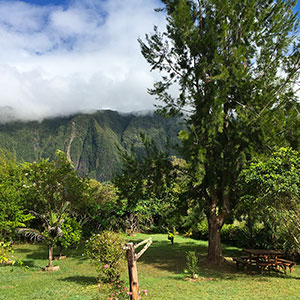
[1, 234, 300, 300]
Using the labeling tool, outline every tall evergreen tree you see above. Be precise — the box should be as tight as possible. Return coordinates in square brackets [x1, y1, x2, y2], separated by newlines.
[139, 0, 300, 263]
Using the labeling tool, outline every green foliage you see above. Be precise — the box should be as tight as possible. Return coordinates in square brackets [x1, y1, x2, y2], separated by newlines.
[85, 180, 122, 233]
[191, 219, 209, 241]
[0, 111, 182, 182]
[0, 148, 33, 239]
[22, 150, 87, 214]
[139, 0, 300, 261]
[220, 224, 238, 244]
[17, 202, 70, 267]
[0, 241, 13, 264]
[185, 251, 199, 279]
[238, 148, 300, 254]
[85, 231, 125, 283]
[238, 148, 300, 210]
[167, 227, 176, 244]
[114, 135, 183, 232]
[57, 215, 82, 251]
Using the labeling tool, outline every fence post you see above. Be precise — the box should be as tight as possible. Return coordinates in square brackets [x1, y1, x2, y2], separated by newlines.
[125, 238, 152, 300]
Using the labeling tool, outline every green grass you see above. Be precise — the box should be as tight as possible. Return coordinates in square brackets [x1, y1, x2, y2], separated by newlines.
[1, 234, 300, 300]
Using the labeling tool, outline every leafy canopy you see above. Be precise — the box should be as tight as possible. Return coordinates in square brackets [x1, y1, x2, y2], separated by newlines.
[113, 135, 183, 231]
[22, 150, 88, 214]
[238, 147, 300, 253]
[0, 148, 33, 239]
[139, 0, 300, 261]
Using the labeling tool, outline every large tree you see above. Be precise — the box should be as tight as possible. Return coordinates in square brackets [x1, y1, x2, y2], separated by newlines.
[139, 0, 300, 263]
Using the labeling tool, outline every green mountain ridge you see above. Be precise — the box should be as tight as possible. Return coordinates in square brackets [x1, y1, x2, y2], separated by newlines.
[0, 110, 182, 181]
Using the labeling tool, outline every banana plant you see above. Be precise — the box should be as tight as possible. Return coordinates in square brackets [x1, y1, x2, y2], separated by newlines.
[17, 202, 69, 268]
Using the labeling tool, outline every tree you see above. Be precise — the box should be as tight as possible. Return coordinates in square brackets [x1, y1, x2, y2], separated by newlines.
[18, 203, 69, 270]
[139, 0, 300, 263]
[114, 135, 183, 232]
[0, 148, 33, 240]
[19, 150, 87, 269]
[85, 179, 121, 232]
[238, 147, 300, 254]
[22, 150, 88, 214]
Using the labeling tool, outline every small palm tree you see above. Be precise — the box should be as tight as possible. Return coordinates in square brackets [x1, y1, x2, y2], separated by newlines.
[17, 202, 69, 269]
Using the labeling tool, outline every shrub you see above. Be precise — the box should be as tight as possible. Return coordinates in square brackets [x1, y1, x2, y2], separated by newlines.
[57, 216, 82, 255]
[167, 227, 176, 244]
[185, 251, 199, 279]
[220, 224, 238, 244]
[85, 231, 125, 283]
[0, 241, 13, 264]
[194, 219, 209, 240]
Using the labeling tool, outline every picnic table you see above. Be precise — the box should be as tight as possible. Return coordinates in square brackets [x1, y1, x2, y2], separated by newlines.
[233, 249, 296, 274]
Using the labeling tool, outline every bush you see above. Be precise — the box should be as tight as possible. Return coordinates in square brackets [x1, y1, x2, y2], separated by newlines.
[220, 224, 238, 244]
[185, 251, 199, 279]
[193, 219, 209, 240]
[0, 241, 13, 264]
[57, 216, 82, 254]
[276, 228, 300, 261]
[85, 231, 125, 283]
[167, 227, 176, 244]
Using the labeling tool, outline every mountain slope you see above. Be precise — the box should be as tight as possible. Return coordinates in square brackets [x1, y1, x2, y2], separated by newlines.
[0, 110, 183, 181]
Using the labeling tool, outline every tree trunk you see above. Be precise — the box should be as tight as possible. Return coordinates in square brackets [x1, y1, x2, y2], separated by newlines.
[59, 245, 63, 257]
[207, 216, 223, 263]
[48, 243, 53, 267]
[205, 186, 230, 264]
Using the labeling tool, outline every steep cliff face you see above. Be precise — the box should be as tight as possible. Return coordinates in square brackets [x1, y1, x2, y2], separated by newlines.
[0, 110, 182, 181]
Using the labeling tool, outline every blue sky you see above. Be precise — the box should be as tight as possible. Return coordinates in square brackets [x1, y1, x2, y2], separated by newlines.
[0, 0, 299, 122]
[296, 1, 300, 13]
[22, 0, 70, 5]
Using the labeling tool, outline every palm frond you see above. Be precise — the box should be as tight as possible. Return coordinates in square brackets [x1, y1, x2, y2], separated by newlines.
[16, 228, 44, 242]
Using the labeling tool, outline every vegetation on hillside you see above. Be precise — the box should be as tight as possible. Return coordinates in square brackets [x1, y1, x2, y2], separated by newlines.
[0, 110, 182, 181]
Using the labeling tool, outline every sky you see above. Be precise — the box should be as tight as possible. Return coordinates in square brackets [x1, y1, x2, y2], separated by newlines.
[0, 0, 165, 122]
[0, 0, 299, 122]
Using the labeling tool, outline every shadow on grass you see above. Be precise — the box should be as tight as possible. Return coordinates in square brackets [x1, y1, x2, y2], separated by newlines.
[21, 260, 42, 269]
[15, 244, 48, 260]
[60, 275, 97, 286]
[131, 239, 208, 274]
[16, 243, 87, 260]
[13, 247, 32, 253]
[127, 237, 292, 280]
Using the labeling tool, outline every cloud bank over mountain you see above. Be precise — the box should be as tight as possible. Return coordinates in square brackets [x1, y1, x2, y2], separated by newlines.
[0, 0, 165, 121]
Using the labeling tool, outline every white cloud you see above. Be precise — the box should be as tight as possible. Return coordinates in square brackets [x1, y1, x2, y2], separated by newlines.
[0, 0, 166, 121]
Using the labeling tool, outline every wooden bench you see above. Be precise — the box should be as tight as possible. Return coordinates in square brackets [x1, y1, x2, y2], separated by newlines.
[233, 257, 252, 270]
[276, 258, 296, 273]
[233, 249, 296, 275]
[249, 258, 296, 274]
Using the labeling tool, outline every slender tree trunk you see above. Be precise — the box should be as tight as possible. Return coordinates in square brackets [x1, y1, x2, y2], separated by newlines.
[59, 245, 63, 257]
[49, 243, 53, 267]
